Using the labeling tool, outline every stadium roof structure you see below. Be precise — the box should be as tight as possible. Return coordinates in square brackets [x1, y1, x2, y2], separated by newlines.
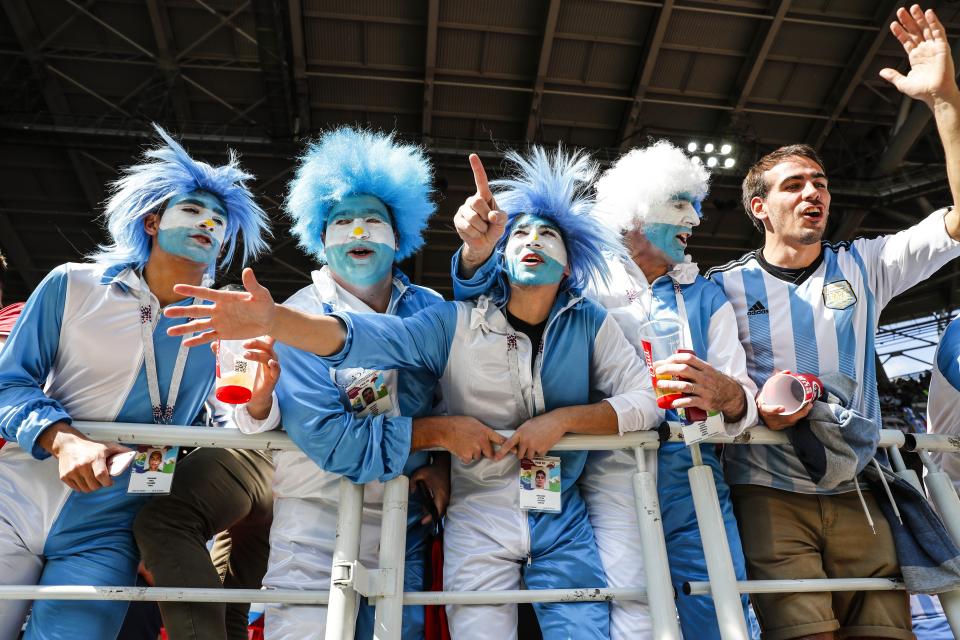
[2, 0, 960, 326]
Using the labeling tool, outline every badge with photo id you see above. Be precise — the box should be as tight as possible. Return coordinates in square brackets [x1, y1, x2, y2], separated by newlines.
[127, 445, 179, 494]
[519, 456, 561, 512]
[341, 369, 394, 417]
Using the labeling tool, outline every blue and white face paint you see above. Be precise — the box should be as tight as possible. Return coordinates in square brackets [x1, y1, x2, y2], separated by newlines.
[324, 194, 397, 288]
[157, 190, 228, 265]
[504, 214, 568, 286]
[641, 198, 701, 265]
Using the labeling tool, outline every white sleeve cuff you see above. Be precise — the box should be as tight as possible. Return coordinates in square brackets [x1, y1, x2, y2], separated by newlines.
[605, 394, 663, 434]
[233, 393, 281, 434]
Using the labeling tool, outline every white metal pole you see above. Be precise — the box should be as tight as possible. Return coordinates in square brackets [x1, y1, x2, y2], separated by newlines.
[0, 586, 329, 603]
[887, 446, 922, 490]
[373, 476, 409, 640]
[632, 445, 682, 640]
[0, 585, 646, 605]
[687, 448, 749, 640]
[326, 478, 364, 640]
[685, 578, 905, 595]
[918, 452, 960, 636]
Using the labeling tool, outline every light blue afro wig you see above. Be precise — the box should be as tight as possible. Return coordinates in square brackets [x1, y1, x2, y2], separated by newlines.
[492, 146, 624, 293]
[285, 127, 436, 262]
[92, 123, 271, 270]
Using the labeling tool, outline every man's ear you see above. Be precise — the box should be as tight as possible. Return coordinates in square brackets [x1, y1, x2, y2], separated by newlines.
[750, 196, 767, 221]
[144, 211, 161, 237]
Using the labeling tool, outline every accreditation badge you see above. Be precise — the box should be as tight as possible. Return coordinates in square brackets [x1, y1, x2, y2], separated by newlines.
[127, 445, 179, 494]
[519, 456, 561, 512]
[822, 280, 857, 310]
[340, 368, 394, 417]
[680, 408, 726, 445]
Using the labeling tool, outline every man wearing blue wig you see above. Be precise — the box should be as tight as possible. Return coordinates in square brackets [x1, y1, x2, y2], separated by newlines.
[453, 141, 759, 638]
[165, 146, 661, 639]
[217, 127, 499, 639]
[0, 124, 271, 639]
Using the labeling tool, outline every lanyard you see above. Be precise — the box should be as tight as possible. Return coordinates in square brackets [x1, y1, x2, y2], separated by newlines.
[671, 280, 692, 350]
[137, 280, 190, 425]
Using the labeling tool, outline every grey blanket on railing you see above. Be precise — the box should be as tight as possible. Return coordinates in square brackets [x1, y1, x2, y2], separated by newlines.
[786, 373, 878, 490]
[861, 463, 960, 593]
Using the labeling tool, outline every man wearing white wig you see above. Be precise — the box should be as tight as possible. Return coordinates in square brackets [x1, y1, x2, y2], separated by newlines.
[450, 141, 757, 638]
[0, 124, 271, 639]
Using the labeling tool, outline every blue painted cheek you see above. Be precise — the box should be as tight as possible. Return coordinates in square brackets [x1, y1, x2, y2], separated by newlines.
[157, 228, 221, 264]
[644, 223, 687, 263]
[505, 254, 565, 286]
[325, 242, 396, 287]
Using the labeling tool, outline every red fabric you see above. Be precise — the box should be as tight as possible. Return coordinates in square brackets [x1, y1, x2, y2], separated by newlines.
[424, 535, 450, 640]
[0, 303, 18, 450]
[0, 302, 24, 337]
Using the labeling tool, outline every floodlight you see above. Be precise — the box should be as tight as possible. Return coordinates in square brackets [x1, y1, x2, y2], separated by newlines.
[691, 155, 702, 164]
[720, 143, 732, 155]
[687, 142, 698, 152]
[704, 143, 715, 153]
[724, 157, 735, 168]
[706, 156, 718, 167]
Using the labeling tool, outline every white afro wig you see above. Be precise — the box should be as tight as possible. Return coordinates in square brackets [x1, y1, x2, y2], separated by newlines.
[594, 140, 710, 232]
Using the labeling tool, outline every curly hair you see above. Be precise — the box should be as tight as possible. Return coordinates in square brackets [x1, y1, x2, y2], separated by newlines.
[285, 127, 436, 262]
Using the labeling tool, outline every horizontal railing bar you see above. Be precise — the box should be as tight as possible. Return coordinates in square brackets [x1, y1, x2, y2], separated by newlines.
[905, 433, 960, 452]
[0, 586, 328, 604]
[71, 422, 907, 452]
[684, 578, 905, 596]
[0, 585, 645, 605]
[72, 422, 662, 451]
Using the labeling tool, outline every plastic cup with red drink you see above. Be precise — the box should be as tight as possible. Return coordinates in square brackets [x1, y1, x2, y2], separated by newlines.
[215, 339, 260, 404]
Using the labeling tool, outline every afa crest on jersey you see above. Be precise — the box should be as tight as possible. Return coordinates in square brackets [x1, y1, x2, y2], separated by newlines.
[822, 280, 857, 310]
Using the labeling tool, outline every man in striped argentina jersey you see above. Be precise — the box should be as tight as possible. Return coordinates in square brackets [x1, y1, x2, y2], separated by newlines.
[706, 6, 960, 639]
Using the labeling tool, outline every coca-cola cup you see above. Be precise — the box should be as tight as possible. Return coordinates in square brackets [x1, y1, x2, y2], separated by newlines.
[760, 371, 824, 415]
[636, 319, 683, 410]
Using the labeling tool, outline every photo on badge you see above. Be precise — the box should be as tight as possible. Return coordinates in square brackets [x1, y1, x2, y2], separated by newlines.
[518, 455, 561, 513]
[127, 444, 179, 494]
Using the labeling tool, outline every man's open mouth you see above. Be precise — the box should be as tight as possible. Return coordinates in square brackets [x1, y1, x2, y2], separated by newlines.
[801, 206, 824, 222]
[348, 246, 375, 259]
[520, 252, 545, 266]
[676, 231, 691, 247]
[190, 234, 213, 247]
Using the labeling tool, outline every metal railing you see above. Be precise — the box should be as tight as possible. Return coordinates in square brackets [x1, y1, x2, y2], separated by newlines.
[3, 421, 959, 639]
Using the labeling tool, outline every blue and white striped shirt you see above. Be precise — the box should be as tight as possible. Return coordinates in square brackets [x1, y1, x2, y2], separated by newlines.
[708, 208, 960, 493]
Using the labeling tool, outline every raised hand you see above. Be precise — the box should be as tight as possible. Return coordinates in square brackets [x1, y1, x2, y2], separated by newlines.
[165, 268, 277, 348]
[454, 154, 508, 274]
[880, 5, 959, 107]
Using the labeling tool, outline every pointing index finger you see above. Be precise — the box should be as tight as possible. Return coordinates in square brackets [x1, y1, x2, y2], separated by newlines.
[469, 153, 493, 202]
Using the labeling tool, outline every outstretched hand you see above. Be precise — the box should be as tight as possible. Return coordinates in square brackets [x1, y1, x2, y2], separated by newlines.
[880, 5, 959, 107]
[164, 268, 277, 347]
[454, 154, 508, 274]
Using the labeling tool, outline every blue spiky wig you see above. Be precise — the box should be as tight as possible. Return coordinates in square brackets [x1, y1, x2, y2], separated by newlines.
[91, 123, 271, 271]
[491, 146, 624, 294]
[285, 127, 436, 262]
